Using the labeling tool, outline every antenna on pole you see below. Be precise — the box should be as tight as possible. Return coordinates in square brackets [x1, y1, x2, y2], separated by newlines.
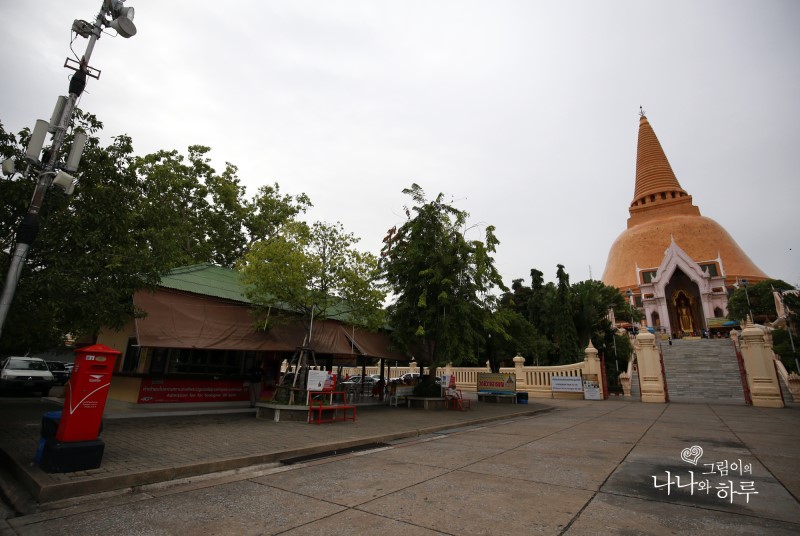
[0, 0, 139, 339]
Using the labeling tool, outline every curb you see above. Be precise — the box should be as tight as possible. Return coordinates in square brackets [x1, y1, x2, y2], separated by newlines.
[5, 406, 552, 507]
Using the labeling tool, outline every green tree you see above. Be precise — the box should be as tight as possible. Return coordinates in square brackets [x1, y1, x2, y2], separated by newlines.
[1, 114, 170, 352]
[727, 279, 794, 322]
[488, 308, 553, 367]
[239, 221, 386, 336]
[782, 292, 800, 327]
[0, 114, 312, 354]
[553, 264, 580, 363]
[382, 183, 506, 372]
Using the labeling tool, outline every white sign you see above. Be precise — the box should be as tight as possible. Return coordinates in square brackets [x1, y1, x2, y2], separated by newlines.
[551, 376, 584, 393]
[307, 370, 330, 391]
[583, 374, 601, 400]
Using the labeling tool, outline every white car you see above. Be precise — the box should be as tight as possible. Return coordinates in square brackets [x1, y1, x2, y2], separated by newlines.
[0, 356, 55, 396]
[393, 372, 420, 383]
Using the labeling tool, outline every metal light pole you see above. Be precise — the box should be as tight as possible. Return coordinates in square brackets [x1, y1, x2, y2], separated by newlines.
[741, 278, 753, 323]
[626, 288, 637, 336]
[0, 1, 137, 340]
[609, 306, 619, 371]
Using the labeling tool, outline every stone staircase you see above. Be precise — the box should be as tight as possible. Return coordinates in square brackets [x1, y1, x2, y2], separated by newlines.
[659, 338, 746, 403]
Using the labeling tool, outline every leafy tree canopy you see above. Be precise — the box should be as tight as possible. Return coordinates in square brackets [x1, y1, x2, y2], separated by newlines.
[0, 114, 311, 354]
[382, 183, 506, 369]
[496, 265, 631, 367]
[239, 221, 386, 334]
[727, 279, 794, 322]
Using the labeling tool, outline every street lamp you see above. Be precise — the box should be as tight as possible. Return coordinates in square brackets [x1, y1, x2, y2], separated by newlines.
[0, 1, 138, 339]
[741, 279, 753, 323]
[626, 288, 637, 335]
[608, 305, 619, 371]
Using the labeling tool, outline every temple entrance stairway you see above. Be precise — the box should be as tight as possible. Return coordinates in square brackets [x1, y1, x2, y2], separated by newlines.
[659, 338, 746, 403]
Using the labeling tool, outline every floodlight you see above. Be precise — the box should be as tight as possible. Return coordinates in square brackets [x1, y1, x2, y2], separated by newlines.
[108, 0, 136, 38]
[109, 17, 136, 38]
[25, 120, 50, 163]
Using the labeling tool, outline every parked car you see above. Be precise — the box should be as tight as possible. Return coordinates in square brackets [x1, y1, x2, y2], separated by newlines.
[0, 357, 55, 396]
[46, 361, 71, 385]
[393, 372, 420, 383]
[341, 375, 376, 389]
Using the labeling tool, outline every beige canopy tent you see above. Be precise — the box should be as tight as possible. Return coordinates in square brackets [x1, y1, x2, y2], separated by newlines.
[133, 288, 405, 360]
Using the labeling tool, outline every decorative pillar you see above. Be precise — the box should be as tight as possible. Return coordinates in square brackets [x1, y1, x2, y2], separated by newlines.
[739, 318, 784, 408]
[636, 328, 666, 403]
[619, 372, 631, 397]
[513, 353, 526, 388]
[583, 341, 604, 399]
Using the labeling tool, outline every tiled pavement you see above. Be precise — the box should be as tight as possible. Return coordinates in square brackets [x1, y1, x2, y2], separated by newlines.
[1, 397, 799, 535]
[0, 396, 549, 504]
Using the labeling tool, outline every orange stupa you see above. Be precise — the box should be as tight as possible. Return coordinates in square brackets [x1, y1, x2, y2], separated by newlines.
[602, 114, 767, 293]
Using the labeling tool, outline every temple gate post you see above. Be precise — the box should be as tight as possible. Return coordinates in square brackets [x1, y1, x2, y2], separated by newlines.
[513, 353, 526, 389]
[619, 371, 632, 397]
[635, 329, 666, 403]
[583, 341, 604, 399]
[739, 318, 784, 408]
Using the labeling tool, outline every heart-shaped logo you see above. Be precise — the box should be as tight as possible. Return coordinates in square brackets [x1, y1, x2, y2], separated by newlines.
[681, 445, 703, 465]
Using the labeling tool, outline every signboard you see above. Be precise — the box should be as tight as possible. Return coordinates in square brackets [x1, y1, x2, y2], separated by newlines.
[477, 373, 516, 394]
[582, 374, 601, 400]
[138, 378, 248, 403]
[551, 376, 583, 393]
[307, 370, 336, 391]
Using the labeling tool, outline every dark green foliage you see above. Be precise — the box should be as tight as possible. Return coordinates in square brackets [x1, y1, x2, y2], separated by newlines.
[0, 114, 311, 354]
[413, 377, 443, 397]
[496, 264, 631, 369]
[727, 279, 794, 322]
[772, 328, 799, 374]
[382, 184, 506, 369]
[553, 264, 580, 363]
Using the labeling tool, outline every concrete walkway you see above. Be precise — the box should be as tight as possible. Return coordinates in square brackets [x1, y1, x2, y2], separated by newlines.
[1, 398, 799, 534]
[0, 396, 549, 505]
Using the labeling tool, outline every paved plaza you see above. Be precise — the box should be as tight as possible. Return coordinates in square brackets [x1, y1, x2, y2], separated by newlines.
[1, 398, 799, 534]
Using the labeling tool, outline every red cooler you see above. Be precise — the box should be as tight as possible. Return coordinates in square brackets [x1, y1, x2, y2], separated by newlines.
[56, 344, 120, 442]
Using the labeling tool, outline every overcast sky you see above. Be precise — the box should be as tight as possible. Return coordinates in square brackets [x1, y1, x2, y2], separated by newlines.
[2, 1, 798, 289]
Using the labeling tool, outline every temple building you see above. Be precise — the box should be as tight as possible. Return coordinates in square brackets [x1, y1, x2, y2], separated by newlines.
[602, 113, 768, 337]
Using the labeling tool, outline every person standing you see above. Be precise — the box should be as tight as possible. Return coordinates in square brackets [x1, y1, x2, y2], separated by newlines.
[247, 362, 263, 408]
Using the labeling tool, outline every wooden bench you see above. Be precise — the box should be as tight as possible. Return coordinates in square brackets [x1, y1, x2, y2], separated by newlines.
[406, 396, 446, 409]
[477, 392, 517, 404]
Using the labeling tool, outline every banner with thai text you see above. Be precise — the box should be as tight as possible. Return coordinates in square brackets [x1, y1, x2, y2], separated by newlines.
[477, 372, 516, 393]
[138, 378, 249, 403]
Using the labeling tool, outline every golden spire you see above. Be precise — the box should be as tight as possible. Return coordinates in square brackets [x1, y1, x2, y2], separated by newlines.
[632, 113, 687, 206]
[627, 113, 700, 228]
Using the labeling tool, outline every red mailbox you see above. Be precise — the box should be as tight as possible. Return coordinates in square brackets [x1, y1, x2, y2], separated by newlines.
[56, 344, 120, 442]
